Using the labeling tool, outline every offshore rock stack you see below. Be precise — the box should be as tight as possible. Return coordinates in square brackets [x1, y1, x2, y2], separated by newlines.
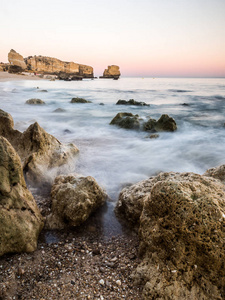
[100, 65, 121, 79]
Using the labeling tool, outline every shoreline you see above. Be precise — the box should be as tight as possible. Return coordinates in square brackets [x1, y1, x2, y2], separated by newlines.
[0, 71, 43, 82]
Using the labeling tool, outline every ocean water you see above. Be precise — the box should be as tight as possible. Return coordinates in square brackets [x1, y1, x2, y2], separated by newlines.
[0, 77, 225, 202]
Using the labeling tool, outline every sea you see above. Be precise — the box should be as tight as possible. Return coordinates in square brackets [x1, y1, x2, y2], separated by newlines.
[0, 77, 225, 236]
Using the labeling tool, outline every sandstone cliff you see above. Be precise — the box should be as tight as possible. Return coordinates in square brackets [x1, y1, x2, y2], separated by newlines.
[24, 55, 93, 78]
[7, 49, 94, 78]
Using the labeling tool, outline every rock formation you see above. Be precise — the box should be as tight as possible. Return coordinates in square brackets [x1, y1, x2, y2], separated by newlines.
[110, 112, 141, 130]
[116, 171, 225, 299]
[7, 49, 94, 78]
[25, 99, 46, 105]
[144, 114, 177, 132]
[8, 49, 27, 73]
[46, 174, 107, 229]
[0, 109, 79, 186]
[24, 55, 93, 78]
[100, 65, 120, 79]
[0, 136, 44, 256]
[70, 97, 92, 103]
[110, 113, 177, 132]
[116, 99, 150, 106]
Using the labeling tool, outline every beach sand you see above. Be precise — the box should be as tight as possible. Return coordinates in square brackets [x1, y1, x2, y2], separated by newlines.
[0, 71, 42, 82]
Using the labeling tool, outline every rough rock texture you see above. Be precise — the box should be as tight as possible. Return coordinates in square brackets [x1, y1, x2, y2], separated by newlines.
[118, 171, 225, 299]
[70, 97, 92, 103]
[0, 109, 79, 186]
[25, 98, 46, 105]
[116, 99, 150, 106]
[154, 114, 177, 132]
[143, 117, 157, 131]
[110, 113, 177, 132]
[8, 49, 26, 70]
[46, 174, 107, 229]
[204, 164, 225, 184]
[144, 114, 177, 132]
[110, 112, 141, 130]
[0, 136, 44, 256]
[101, 65, 120, 79]
[116, 173, 174, 225]
[24, 55, 93, 78]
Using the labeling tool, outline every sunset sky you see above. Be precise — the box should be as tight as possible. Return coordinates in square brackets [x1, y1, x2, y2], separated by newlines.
[0, 0, 224, 77]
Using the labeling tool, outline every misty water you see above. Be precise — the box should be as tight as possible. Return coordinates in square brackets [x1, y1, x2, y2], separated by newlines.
[1, 77, 225, 236]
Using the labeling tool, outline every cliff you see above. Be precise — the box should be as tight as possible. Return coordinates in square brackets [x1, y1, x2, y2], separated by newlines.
[7, 49, 94, 78]
[25, 56, 93, 78]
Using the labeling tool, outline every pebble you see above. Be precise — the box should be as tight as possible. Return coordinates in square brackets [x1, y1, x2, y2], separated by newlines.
[99, 279, 105, 286]
[116, 279, 122, 286]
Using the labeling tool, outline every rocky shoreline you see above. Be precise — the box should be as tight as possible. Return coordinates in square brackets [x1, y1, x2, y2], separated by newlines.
[0, 95, 225, 299]
[1, 49, 121, 80]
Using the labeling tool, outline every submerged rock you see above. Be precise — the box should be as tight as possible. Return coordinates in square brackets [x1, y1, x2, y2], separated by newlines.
[110, 112, 141, 130]
[116, 99, 150, 106]
[116, 171, 225, 299]
[149, 134, 159, 139]
[53, 108, 67, 113]
[110, 112, 177, 132]
[0, 109, 79, 187]
[25, 99, 46, 105]
[70, 97, 92, 103]
[0, 137, 44, 256]
[46, 174, 107, 229]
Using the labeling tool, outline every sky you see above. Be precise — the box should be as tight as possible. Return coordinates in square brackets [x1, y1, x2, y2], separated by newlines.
[0, 0, 225, 77]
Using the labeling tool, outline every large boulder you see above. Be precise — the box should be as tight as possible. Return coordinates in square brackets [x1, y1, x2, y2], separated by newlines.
[101, 65, 121, 79]
[118, 172, 225, 299]
[8, 49, 26, 70]
[110, 112, 141, 130]
[46, 174, 107, 229]
[0, 137, 44, 256]
[116, 173, 172, 225]
[0, 110, 79, 186]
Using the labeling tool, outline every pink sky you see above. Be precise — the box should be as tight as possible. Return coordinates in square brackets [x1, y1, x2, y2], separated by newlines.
[1, 0, 224, 77]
